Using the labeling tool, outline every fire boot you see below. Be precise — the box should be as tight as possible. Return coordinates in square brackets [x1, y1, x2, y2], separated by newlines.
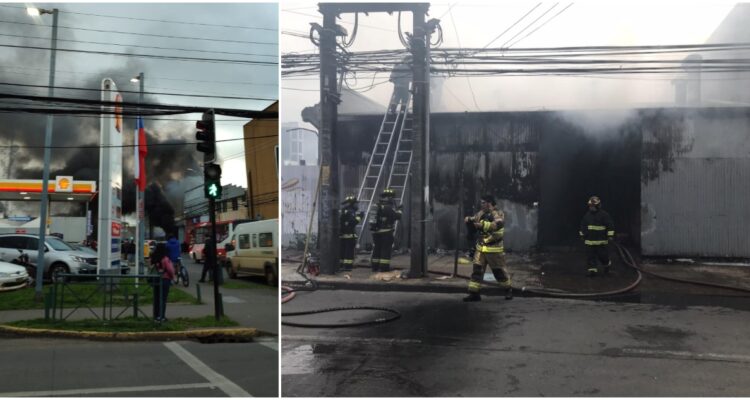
[463, 293, 481, 302]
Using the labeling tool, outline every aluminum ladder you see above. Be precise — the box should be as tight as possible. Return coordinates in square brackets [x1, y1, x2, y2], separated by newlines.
[356, 89, 412, 246]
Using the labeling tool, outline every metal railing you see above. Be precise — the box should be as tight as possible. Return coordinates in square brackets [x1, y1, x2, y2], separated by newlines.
[49, 273, 162, 322]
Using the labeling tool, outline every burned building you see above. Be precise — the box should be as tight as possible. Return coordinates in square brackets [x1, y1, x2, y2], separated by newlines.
[337, 106, 750, 258]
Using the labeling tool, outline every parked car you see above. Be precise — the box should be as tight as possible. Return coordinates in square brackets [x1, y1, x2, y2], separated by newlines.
[67, 242, 97, 255]
[225, 219, 278, 286]
[0, 234, 98, 282]
[0, 260, 30, 292]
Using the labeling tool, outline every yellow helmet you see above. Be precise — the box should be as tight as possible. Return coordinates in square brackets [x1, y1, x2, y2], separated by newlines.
[342, 195, 357, 204]
[381, 188, 396, 198]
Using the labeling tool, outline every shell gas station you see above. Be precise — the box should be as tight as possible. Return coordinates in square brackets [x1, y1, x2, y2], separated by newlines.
[0, 176, 97, 202]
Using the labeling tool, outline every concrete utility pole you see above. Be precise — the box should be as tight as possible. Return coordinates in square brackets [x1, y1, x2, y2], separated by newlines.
[316, 3, 431, 276]
[318, 7, 341, 275]
[31, 7, 59, 298]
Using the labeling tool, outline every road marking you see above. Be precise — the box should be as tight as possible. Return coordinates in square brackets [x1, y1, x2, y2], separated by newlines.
[222, 295, 246, 304]
[282, 344, 315, 375]
[623, 348, 750, 363]
[284, 334, 422, 345]
[0, 383, 215, 397]
[164, 342, 252, 397]
[257, 340, 279, 351]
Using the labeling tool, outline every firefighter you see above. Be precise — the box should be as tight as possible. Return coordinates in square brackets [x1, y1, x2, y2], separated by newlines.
[579, 195, 615, 276]
[464, 195, 513, 302]
[388, 55, 412, 114]
[339, 195, 363, 272]
[370, 188, 402, 272]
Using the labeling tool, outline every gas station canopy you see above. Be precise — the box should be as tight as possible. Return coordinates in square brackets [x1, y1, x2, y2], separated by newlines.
[0, 177, 97, 202]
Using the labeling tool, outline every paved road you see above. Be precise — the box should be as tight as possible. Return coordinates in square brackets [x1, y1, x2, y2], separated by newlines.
[282, 290, 750, 397]
[0, 337, 278, 397]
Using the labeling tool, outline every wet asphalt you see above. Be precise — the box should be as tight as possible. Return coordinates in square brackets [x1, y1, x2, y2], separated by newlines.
[282, 290, 750, 397]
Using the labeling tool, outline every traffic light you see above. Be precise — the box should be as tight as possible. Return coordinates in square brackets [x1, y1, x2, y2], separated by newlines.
[204, 163, 222, 199]
[196, 109, 216, 163]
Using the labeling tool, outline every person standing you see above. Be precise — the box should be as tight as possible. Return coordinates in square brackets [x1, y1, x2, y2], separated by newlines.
[198, 237, 213, 283]
[388, 55, 412, 114]
[150, 243, 175, 322]
[464, 195, 513, 302]
[339, 195, 363, 272]
[370, 188, 401, 272]
[579, 196, 615, 276]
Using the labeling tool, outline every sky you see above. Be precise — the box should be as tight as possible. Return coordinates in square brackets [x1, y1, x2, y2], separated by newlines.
[280, 1, 739, 128]
[0, 2, 278, 222]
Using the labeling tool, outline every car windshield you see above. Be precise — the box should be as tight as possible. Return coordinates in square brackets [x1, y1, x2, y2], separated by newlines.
[47, 237, 73, 251]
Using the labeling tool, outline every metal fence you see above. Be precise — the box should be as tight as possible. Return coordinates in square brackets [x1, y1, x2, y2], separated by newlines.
[48, 273, 162, 322]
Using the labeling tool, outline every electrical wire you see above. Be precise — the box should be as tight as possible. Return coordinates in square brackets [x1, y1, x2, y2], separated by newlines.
[0, 44, 278, 66]
[0, 32, 278, 58]
[483, 3, 541, 49]
[0, 19, 278, 46]
[506, 3, 574, 49]
[0, 4, 278, 32]
[0, 82, 277, 101]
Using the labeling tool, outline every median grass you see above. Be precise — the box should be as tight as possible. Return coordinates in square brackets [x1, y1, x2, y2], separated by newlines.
[7, 315, 239, 332]
[0, 279, 198, 311]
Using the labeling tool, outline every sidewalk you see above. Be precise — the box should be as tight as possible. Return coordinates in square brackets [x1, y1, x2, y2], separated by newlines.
[281, 248, 750, 301]
[0, 279, 277, 339]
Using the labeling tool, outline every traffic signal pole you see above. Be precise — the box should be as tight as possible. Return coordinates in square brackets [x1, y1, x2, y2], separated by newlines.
[208, 196, 222, 321]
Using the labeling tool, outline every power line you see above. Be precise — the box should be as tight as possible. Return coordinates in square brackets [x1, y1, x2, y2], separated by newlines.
[499, 3, 559, 49]
[0, 4, 278, 33]
[0, 136, 278, 149]
[0, 82, 277, 101]
[0, 19, 278, 46]
[506, 3, 574, 49]
[0, 64, 278, 87]
[0, 32, 279, 58]
[0, 92, 279, 119]
[0, 43, 278, 66]
[448, 7, 480, 111]
[483, 3, 541, 49]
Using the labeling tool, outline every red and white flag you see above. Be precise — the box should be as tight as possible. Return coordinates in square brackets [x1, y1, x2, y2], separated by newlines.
[134, 116, 147, 192]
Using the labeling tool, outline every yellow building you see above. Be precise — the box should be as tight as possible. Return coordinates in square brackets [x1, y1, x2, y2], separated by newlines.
[243, 101, 278, 220]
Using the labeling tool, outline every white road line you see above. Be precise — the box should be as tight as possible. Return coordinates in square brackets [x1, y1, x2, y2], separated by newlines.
[0, 383, 215, 397]
[258, 341, 279, 351]
[623, 348, 750, 363]
[164, 341, 252, 397]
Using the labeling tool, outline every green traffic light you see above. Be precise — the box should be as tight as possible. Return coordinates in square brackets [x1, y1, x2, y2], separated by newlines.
[208, 183, 219, 197]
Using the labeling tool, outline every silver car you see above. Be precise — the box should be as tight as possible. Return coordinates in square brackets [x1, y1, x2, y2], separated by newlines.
[0, 234, 98, 282]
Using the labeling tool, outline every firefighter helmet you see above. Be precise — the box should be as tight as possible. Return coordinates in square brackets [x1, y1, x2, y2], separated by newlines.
[380, 188, 396, 198]
[587, 196, 601, 208]
[342, 195, 357, 205]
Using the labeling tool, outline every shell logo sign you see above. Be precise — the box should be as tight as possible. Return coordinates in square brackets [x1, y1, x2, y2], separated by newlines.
[55, 176, 73, 193]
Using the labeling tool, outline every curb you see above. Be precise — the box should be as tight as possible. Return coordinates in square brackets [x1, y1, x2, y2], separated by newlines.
[0, 324, 270, 342]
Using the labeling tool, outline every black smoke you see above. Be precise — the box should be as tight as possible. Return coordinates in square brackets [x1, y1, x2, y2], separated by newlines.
[0, 7, 202, 230]
[144, 182, 176, 237]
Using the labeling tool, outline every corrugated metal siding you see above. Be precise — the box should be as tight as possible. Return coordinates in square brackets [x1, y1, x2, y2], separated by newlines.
[281, 165, 319, 248]
[642, 158, 750, 257]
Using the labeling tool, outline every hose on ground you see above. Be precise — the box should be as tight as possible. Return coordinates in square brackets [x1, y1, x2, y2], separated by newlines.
[282, 306, 401, 328]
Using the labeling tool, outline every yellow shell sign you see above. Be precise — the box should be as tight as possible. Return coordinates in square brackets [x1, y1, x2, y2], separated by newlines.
[55, 176, 73, 193]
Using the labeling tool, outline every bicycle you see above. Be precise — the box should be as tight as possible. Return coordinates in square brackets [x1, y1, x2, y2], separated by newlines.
[172, 257, 190, 287]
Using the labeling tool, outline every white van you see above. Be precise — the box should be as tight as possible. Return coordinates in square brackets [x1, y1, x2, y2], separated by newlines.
[226, 219, 278, 286]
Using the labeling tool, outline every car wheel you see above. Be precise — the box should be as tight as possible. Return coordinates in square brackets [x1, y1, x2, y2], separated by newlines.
[50, 263, 69, 283]
[265, 265, 277, 287]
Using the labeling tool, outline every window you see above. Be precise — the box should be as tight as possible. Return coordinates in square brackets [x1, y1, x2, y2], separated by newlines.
[46, 237, 73, 251]
[238, 234, 250, 250]
[0, 235, 27, 249]
[259, 233, 273, 248]
[25, 237, 38, 250]
[252, 233, 258, 248]
[232, 198, 238, 211]
[221, 201, 227, 213]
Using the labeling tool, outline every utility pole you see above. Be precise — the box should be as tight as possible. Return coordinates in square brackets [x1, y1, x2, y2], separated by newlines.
[409, 10, 429, 278]
[33, 7, 59, 299]
[318, 7, 341, 275]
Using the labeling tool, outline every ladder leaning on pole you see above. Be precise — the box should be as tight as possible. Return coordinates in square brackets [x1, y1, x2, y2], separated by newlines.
[356, 89, 412, 247]
[384, 98, 414, 242]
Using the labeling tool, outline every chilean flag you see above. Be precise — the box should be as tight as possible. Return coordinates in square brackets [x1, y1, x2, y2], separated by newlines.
[134, 116, 147, 192]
